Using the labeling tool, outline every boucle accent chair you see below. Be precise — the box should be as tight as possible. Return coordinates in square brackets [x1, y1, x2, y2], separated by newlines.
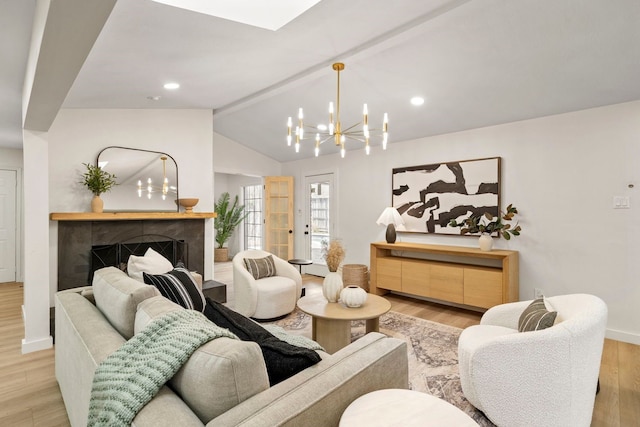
[232, 249, 302, 320]
[458, 294, 608, 427]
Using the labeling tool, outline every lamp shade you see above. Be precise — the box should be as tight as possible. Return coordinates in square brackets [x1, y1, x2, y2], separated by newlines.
[376, 207, 404, 227]
[376, 207, 404, 244]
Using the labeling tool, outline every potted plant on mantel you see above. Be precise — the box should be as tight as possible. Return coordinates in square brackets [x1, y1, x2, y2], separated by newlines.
[448, 204, 522, 251]
[214, 192, 248, 262]
[81, 163, 117, 213]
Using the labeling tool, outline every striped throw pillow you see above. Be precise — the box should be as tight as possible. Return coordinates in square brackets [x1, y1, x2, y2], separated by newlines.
[244, 255, 276, 280]
[518, 298, 557, 332]
[143, 267, 206, 312]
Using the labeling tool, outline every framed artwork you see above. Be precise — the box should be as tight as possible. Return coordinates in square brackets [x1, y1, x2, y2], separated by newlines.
[392, 157, 501, 235]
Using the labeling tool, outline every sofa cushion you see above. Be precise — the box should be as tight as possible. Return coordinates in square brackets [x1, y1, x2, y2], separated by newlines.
[203, 298, 322, 386]
[143, 267, 206, 312]
[518, 298, 557, 332]
[128, 247, 174, 282]
[243, 255, 276, 280]
[92, 267, 159, 339]
[135, 296, 270, 423]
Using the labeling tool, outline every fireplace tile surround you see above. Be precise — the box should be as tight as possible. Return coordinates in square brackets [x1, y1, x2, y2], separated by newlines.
[51, 212, 216, 290]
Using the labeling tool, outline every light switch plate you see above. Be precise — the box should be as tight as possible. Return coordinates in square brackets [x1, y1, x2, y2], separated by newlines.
[613, 196, 630, 209]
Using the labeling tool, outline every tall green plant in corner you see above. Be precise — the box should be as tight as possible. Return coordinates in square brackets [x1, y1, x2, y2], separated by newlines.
[214, 192, 248, 249]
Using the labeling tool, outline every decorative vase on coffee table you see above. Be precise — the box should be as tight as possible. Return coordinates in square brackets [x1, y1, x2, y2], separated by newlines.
[340, 285, 367, 308]
[322, 271, 343, 302]
[478, 234, 493, 251]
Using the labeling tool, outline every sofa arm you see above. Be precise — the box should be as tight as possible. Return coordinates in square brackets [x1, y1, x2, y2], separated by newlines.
[207, 333, 408, 427]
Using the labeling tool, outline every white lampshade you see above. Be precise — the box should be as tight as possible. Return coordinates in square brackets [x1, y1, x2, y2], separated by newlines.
[376, 207, 404, 227]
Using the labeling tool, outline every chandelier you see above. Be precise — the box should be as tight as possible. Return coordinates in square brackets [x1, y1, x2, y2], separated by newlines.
[287, 62, 388, 158]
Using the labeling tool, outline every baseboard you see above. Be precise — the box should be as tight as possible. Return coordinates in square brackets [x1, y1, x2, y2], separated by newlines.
[606, 328, 640, 345]
[22, 335, 53, 354]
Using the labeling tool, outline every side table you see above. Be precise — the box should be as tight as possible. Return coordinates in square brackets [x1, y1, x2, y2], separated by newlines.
[202, 280, 227, 303]
[287, 258, 312, 274]
[339, 389, 479, 426]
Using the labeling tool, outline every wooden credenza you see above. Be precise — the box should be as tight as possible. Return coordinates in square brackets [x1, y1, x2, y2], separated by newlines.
[370, 242, 518, 310]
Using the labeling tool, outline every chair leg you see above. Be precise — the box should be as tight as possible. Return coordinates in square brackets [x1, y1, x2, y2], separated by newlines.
[596, 378, 600, 395]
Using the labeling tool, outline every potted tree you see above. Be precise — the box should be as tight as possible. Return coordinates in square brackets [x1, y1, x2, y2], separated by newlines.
[81, 163, 117, 213]
[448, 204, 522, 251]
[214, 192, 248, 262]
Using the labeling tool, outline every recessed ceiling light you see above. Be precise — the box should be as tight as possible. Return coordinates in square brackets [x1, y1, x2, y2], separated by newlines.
[410, 96, 425, 106]
[163, 82, 180, 90]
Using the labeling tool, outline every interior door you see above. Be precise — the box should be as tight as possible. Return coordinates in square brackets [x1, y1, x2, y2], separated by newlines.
[304, 173, 335, 277]
[0, 169, 17, 283]
[264, 176, 294, 260]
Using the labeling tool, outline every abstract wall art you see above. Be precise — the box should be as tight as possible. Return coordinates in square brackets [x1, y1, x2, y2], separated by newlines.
[392, 157, 501, 235]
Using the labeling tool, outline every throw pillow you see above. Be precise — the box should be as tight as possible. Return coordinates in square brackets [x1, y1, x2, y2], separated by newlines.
[143, 267, 206, 312]
[203, 298, 321, 386]
[243, 255, 276, 280]
[127, 248, 174, 282]
[518, 298, 557, 332]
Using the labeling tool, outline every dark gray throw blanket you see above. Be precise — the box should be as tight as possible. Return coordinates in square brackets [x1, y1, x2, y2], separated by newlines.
[204, 298, 322, 385]
[87, 310, 238, 427]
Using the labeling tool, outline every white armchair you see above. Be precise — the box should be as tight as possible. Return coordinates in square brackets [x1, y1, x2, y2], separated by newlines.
[232, 250, 302, 320]
[458, 294, 607, 427]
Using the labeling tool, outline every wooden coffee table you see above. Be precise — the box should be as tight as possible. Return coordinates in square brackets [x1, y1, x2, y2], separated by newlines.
[296, 293, 391, 354]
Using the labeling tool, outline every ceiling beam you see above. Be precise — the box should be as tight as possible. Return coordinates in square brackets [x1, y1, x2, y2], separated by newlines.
[22, 0, 116, 132]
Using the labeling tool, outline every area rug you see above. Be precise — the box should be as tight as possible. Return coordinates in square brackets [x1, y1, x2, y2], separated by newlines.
[269, 309, 495, 426]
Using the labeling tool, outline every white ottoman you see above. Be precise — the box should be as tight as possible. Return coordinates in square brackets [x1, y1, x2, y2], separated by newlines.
[339, 389, 479, 427]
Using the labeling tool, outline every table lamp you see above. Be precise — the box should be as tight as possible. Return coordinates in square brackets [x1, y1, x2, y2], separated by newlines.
[376, 207, 404, 244]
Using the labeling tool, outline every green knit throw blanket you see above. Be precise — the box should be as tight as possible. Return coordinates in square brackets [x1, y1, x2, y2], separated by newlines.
[87, 310, 238, 427]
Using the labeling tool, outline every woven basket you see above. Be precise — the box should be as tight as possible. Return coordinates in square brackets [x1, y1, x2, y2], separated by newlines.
[341, 264, 369, 292]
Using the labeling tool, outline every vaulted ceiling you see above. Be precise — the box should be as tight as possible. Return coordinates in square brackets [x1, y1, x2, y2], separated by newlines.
[3, 0, 640, 161]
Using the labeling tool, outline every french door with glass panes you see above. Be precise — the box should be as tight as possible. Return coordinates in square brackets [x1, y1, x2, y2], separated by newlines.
[264, 176, 294, 260]
[304, 173, 335, 277]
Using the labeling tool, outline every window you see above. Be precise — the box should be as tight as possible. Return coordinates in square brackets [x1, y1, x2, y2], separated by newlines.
[243, 184, 263, 250]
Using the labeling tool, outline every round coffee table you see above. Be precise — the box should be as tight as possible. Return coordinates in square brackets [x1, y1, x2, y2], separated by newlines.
[296, 293, 391, 354]
[339, 389, 479, 426]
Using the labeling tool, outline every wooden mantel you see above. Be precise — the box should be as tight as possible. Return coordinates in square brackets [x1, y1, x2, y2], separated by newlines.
[50, 212, 216, 221]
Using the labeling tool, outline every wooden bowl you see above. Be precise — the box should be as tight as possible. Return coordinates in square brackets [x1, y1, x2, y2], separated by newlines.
[177, 198, 199, 213]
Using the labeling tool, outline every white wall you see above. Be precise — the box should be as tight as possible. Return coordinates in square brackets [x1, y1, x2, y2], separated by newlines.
[0, 148, 24, 282]
[282, 101, 640, 344]
[212, 131, 281, 176]
[47, 108, 215, 296]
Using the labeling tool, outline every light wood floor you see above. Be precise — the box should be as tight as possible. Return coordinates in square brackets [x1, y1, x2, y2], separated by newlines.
[2, 272, 639, 426]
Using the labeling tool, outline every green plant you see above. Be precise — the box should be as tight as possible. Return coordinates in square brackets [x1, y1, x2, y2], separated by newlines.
[448, 204, 522, 240]
[81, 163, 117, 196]
[214, 192, 248, 248]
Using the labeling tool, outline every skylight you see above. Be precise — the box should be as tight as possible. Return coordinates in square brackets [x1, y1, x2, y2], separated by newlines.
[150, 0, 322, 31]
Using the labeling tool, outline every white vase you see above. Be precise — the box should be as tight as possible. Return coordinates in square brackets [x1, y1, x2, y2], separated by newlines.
[478, 234, 493, 251]
[322, 272, 343, 302]
[340, 285, 367, 308]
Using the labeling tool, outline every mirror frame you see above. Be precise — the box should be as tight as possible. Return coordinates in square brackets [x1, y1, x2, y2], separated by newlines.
[97, 146, 180, 212]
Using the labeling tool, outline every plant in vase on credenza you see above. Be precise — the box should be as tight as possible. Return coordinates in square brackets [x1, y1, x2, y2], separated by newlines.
[448, 204, 522, 251]
[81, 163, 117, 213]
[214, 192, 248, 262]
